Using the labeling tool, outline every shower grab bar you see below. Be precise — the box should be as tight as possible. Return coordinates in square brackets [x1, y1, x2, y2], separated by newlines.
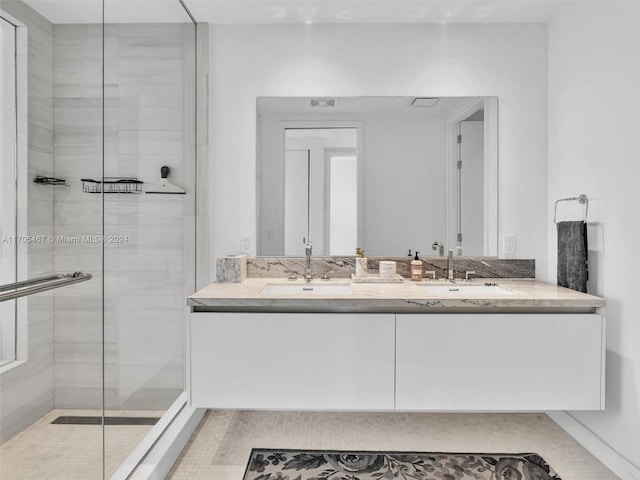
[554, 194, 588, 224]
[0, 272, 92, 302]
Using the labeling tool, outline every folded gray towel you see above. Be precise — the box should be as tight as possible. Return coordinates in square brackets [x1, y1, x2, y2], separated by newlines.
[557, 220, 588, 293]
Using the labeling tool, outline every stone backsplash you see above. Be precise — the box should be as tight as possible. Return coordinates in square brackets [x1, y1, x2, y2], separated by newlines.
[243, 256, 535, 280]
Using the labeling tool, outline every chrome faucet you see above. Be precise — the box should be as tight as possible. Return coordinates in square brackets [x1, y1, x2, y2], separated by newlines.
[304, 242, 313, 282]
[447, 248, 454, 281]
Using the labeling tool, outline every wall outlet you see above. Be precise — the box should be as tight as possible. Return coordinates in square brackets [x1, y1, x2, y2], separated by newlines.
[503, 235, 516, 258]
[240, 234, 252, 253]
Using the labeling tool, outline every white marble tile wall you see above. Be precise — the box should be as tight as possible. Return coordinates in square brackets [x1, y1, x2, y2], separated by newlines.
[53, 23, 195, 410]
[52, 22, 105, 411]
[0, 0, 55, 443]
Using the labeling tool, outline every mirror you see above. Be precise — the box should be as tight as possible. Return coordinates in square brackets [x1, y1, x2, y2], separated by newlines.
[257, 96, 498, 257]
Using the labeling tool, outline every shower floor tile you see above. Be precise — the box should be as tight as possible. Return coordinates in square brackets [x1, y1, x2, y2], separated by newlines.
[167, 411, 620, 480]
[0, 408, 163, 480]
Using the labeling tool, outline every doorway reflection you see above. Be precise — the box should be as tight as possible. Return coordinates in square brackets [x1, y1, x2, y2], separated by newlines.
[284, 127, 358, 256]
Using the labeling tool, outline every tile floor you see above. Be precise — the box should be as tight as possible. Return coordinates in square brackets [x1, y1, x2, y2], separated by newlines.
[168, 410, 620, 480]
[0, 408, 163, 479]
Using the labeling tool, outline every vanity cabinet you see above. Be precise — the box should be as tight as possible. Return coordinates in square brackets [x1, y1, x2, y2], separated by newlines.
[190, 312, 605, 411]
[395, 314, 605, 410]
[190, 312, 395, 410]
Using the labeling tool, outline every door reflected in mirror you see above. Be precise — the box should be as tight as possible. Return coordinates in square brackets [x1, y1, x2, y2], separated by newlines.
[257, 96, 498, 257]
[327, 151, 357, 255]
[284, 128, 358, 256]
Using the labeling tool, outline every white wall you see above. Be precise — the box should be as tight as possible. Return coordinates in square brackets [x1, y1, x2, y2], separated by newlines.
[362, 110, 446, 256]
[548, 3, 640, 477]
[209, 23, 548, 278]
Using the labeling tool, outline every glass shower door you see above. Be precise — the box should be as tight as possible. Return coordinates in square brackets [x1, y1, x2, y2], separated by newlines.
[101, 2, 196, 477]
[0, 0, 197, 477]
[0, 1, 105, 478]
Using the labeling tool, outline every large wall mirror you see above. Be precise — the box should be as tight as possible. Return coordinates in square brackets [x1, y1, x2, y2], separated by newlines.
[257, 96, 498, 257]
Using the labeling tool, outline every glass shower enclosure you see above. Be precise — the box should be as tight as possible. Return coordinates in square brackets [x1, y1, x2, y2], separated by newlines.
[0, 0, 198, 477]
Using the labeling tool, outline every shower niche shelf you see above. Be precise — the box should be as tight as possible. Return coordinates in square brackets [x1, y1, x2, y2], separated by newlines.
[81, 177, 143, 194]
[34, 176, 68, 186]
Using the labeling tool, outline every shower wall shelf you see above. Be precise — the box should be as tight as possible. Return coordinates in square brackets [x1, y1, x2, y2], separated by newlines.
[34, 176, 68, 186]
[81, 177, 143, 194]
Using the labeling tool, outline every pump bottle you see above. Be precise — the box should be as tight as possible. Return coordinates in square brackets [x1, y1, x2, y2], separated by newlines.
[410, 252, 423, 281]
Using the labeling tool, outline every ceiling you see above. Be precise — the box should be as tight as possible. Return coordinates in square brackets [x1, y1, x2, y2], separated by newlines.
[186, 0, 574, 24]
[22, 0, 622, 25]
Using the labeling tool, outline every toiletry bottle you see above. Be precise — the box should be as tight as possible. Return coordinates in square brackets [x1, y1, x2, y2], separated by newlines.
[410, 251, 423, 281]
[355, 248, 367, 278]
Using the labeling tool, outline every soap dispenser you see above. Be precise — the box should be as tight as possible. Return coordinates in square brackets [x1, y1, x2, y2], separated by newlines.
[355, 248, 367, 278]
[410, 251, 423, 281]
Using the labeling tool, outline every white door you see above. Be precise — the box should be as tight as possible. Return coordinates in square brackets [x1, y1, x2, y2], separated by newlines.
[327, 153, 357, 255]
[459, 121, 484, 256]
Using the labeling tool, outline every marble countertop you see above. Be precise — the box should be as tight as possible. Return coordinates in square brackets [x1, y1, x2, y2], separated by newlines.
[188, 278, 605, 312]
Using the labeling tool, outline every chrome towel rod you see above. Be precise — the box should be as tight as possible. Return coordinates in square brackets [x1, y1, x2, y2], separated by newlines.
[0, 272, 92, 302]
[554, 194, 588, 224]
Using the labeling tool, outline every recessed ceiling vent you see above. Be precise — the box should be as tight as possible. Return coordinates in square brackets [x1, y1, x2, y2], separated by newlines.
[410, 97, 440, 107]
[310, 98, 337, 107]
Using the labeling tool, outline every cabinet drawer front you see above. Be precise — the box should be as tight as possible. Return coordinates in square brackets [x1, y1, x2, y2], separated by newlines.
[396, 314, 604, 410]
[191, 313, 395, 410]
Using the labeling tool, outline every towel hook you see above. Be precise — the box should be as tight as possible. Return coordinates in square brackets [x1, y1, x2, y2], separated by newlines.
[554, 194, 588, 224]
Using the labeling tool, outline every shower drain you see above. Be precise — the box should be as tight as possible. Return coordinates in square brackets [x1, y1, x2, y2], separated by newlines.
[51, 416, 159, 425]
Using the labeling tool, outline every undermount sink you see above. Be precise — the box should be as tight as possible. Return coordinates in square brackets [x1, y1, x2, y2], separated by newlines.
[416, 283, 515, 296]
[260, 283, 353, 296]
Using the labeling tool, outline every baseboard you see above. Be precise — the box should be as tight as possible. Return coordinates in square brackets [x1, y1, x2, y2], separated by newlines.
[547, 411, 640, 480]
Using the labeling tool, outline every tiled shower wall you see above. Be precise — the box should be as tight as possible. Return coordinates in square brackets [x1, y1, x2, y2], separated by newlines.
[53, 24, 195, 409]
[0, 0, 55, 443]
[51, 22, 104, 411]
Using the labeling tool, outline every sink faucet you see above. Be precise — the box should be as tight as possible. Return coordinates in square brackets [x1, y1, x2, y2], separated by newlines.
[447, 248, 454, 281]
[304, 242, 313, 282]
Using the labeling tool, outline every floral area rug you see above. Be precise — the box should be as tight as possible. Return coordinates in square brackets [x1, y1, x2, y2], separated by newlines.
[243, 449, 563, 480]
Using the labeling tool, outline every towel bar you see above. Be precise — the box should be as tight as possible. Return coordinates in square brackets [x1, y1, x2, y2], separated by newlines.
[0, 272, 92, 302]
[554, 194, 588, 224]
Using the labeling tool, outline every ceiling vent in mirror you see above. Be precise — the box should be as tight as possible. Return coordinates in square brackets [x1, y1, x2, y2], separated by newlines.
[310, 98, 337, 107]
[410, 97, 440, 107]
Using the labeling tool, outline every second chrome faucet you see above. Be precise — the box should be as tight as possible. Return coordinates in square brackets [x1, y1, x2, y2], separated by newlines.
[447, 248, 454, 281]
[304, 242, 313, 282]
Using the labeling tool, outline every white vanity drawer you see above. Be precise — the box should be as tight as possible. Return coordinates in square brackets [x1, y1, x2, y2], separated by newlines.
[190, 312, 395, 410]
[395, 313, 604, 410]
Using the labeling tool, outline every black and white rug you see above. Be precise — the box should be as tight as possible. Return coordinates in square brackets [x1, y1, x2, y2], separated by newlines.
[243, 448, 562, 480]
